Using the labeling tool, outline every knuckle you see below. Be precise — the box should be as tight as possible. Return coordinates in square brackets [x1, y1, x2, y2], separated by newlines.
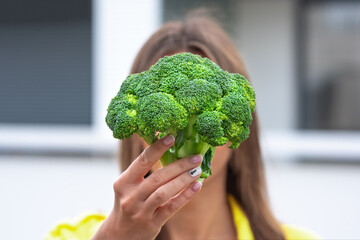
[184, 187, 194, 199]
[120, 198, 135, 215]
[138, 149, 150, 167]
[181, 174, 190, 185]
[153, 191, 166, 203]
[174, 175, 188, 189]
[113, 182, 120, 195]
[167, 201, 178, 213]
[112, 177, 125, 196]
[177, 159, 187, 171]
[171, 179, 181, 190]
[150, 173, 163, 185]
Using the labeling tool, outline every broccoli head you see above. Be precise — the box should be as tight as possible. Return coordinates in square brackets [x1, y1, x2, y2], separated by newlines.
[106, 52, 256, 181]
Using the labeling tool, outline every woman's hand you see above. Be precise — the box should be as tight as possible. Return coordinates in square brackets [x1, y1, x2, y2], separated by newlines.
[91, 135, 203, 240]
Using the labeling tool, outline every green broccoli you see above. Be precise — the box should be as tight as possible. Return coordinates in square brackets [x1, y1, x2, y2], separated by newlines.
[106, 52, 256, 181]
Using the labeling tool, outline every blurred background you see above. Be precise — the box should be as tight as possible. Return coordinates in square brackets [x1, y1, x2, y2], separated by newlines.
[1, 0, 360, 239]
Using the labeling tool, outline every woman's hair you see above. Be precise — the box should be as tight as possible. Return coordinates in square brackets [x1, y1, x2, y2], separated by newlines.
[119, 15, 285, 240]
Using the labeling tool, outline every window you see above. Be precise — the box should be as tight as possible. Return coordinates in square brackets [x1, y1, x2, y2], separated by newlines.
[298, 0, 360, 130]
[0, 0, 92, 125]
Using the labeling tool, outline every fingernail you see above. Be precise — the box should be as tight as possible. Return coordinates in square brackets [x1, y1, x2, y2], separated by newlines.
[189, 167, 202, 177]
[189, 154, 202, 164]
[191, 181, 202, 192]
[163, 135, 175, 145]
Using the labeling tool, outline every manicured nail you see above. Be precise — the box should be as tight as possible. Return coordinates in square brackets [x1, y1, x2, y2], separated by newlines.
[163, 135, 175, 145]
[189, 167, 202, 177]
[191, 181, 202, 192]
[189, 154, 202, 164]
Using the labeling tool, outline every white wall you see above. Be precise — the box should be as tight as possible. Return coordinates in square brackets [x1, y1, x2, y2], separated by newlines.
[235, 0, 296, 130]
[93, 0, 162, 134]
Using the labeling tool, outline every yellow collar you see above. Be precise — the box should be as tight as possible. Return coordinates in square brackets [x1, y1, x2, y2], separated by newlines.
[228, 195, 254, 240]
[228, 195, 320, 240]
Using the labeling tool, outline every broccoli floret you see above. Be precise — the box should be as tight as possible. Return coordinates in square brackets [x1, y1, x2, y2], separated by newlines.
[196, 111, 228, 147]
[218, 91, 252, 126]
[106, 52, 256, 181]
[105, 94, 138, 139]
[175, 79, 222, 115]
[137, 92, 188, 137]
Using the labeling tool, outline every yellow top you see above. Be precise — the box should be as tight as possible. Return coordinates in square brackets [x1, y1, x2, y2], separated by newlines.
[46, 196, 320, 240]
[227, 195, 320, 240]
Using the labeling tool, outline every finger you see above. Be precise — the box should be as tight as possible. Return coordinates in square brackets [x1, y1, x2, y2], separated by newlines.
[154, 181, 202, 223]
[143, 166, 202, 213]
[125, 135, 175, 182]
[137, 155, 203, 200]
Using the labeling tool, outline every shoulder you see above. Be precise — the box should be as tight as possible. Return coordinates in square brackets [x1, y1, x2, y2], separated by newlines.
[46, 213, 107, 240]
[281, 224, 321, 240]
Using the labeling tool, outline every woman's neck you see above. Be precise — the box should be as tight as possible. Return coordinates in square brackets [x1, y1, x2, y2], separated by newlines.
[163, 168, 237, 240]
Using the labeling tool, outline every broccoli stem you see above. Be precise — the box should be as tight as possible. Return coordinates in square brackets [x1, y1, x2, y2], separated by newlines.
[160, 150, 177, 166]
[158, 115, 213, 181]
[138, 116, 214, 181]
[141, 134, 157, 146]
[176, 138, 210, 158]
[184, 115, 198, 138]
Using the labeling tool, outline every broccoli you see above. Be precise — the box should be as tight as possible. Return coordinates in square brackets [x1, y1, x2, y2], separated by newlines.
[106, 53, 256, 181]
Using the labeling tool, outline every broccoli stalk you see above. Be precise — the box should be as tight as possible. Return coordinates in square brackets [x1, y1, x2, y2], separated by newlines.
[106, 53, 256, 181]
[138, 115, 214, 180]
[159, 115, 215, 180]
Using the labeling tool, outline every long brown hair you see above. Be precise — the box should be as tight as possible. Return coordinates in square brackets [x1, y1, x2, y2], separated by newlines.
[119, 16, 285, 240]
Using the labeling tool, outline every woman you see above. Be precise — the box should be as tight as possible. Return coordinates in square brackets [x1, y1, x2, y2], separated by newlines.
[47, 16, 318, 240]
